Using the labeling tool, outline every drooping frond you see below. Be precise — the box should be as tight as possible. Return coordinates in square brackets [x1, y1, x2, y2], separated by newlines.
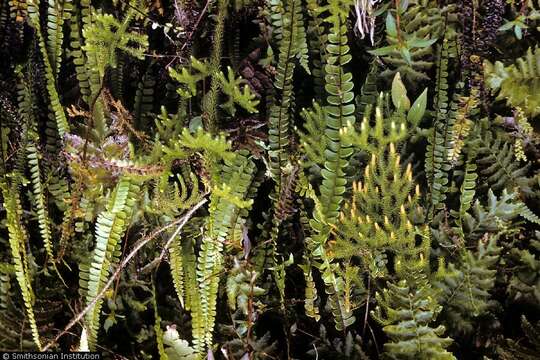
[192, 150, 255, 352]
[81, 177, 140, 348]
[0, 180, 41, 350]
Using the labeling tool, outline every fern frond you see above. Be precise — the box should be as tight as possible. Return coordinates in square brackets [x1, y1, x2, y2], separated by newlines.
[82, 12, 148, 78]
[27, 138, 55, 264]
[434, 234, 501, 335]
[462, 189, 523, 240]
[46, 0, 69, 76]
[518, 202, 540, 225]
[299, 101, 327, 167]
[474, 129, 530, 191]
[268, 0, 305, 187]
[451, 154, 478, 238]
[192, 151, 255, 352]
[306, 0, 327, 100]
[68, 3, 91, 102]
[27, 0, 70, 138]
[447, 89, 479, 166]
[0, 180, 41, 350]
[82, 177, 140, 348]
[372, 269, 455, 360]
[216, 66, 260, 115]
[376, 1, 456, 85]
[425, 37, 458, 217]
[299, 262, 321, 321]
[306, 0, 357, 332]
[134, 69, 156, 129]
[484, 47, 540, 117]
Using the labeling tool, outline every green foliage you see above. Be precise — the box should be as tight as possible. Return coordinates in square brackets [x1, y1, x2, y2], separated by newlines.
[162, 326, 197, 360]
[81, 177, 140, 348]
[1, 180, 41, 350]
[168, 58, 259, 119]
[191, 151, 255, 352]
[332, 143, 425, 266]
[485, 47, 540, 117]
[2, 0, 540, 358]
[216, 66, 260, 115]
[82, 12, 148, 78]
[434, 235, 501, 335]
[370, 1, 456, 84]
[372, 268, 455, 360]
[473, 128, 530, 191]
[268, 0, 306, 185]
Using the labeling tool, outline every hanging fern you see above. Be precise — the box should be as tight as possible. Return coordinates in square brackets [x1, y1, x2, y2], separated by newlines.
[268, 0, 305, 188]
[81, 177, 140, 348]
[425, 37, 458, 218]
[0, 180, 41, 350]
[192, 150, 255, 352]
[27, 0, 70, 138]
[46, 0, 69, 76]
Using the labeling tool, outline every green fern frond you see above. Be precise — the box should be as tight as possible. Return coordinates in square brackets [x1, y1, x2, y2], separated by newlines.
[461, 189, 523, 240]
[82, 11, 148, 78]
[46, 0, 70, 76]
[484, 47, 540, 117]
[27, 0, 70, 138]
[216, 66, 260, 115]
[299, 262, 321, 321]
[518, 202, 540, 225]
[434, 234, 501, 335]
[68, 4, 91, 102]
[226, 259, 265, 314]
[306, 0, 327, 100]
[450, 153, 478, 238]
[0, 180, 41, 350]
[474, 129, 530, 191]
[192, 151, 255, 352]
[299, 101, 327, 167]
[268, 0, 305, 186]
[375, 1, 456, 85]
[447, 89, 479, 166]
[425, 37, 458, 217]
[305, 0, 358, 332]
[134, 69, 156, 129]
[168, 57, 210, 99]
[26, 138, 55, 264]
[372, 268, 455, 360]
[82, 177, 140, 348]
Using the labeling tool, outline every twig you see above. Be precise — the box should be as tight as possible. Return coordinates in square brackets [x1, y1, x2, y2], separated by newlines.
[156, 198, 207, 264]
[42, 197, 207, 351]
[180, 0, 211, 53]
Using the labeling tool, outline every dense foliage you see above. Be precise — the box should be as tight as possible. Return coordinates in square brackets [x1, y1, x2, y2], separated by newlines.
[0, 0, 539, 358]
